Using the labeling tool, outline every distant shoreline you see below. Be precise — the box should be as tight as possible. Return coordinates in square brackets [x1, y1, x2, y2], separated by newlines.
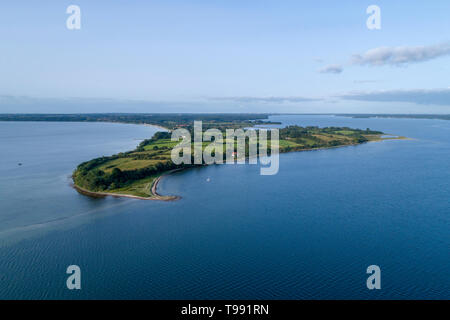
[142, 123, 171, 131]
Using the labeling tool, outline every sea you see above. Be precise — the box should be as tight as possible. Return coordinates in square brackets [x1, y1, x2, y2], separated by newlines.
[0, 115, 448, 299]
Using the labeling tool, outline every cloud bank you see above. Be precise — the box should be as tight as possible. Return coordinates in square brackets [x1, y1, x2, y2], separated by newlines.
[209, 96, 319, 103]
[319, 42, 450, 73]
[352, 42, 450, 66]
[339, 88, 450, 106]
[318, 64, 343, 74]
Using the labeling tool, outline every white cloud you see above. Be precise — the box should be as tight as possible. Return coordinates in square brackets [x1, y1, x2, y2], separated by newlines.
[318, 64, 343, 74]
[351, 42, 450, 66]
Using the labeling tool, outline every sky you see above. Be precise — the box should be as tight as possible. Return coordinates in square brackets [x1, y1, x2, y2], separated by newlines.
[0, 0, 449, 113]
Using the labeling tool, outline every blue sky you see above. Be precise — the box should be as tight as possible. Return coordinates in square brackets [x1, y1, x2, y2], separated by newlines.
[1, 0, 449, 113]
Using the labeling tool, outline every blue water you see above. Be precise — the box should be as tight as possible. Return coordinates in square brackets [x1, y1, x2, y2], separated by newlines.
[0, 116, 448, 299]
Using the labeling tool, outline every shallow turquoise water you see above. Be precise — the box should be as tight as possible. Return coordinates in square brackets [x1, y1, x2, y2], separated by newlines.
[0, 116, 448, 299]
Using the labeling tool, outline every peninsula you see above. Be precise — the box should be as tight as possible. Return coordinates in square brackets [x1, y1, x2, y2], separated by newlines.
[71, 117, 391, 200]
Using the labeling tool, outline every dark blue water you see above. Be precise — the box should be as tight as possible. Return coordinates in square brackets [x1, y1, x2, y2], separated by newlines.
[0, 116, 448, 299]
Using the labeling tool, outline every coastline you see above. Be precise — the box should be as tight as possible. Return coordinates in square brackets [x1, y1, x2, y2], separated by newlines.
[72, 170, 181, 201]
[142, 123, 171, 132]
[71, 122, 175, 201]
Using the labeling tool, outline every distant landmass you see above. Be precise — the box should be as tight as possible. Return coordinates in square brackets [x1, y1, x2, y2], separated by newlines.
[1, 113, 449, 124]
[336, 114, 450, 120]
[0, 113, 279, 130]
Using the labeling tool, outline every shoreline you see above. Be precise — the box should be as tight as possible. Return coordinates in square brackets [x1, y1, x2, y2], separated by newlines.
[71, 122, 175, 201]
[142, 123, 171, 132]
[72, 169, 181, 201]
[149, 168, 188, 197]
